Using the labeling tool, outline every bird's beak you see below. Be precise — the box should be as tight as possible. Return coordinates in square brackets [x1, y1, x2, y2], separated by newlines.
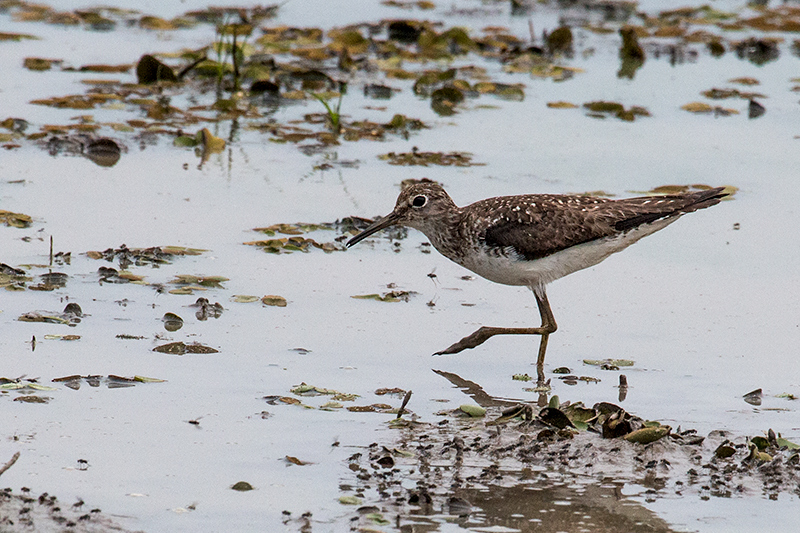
[346, 211, 400, 248]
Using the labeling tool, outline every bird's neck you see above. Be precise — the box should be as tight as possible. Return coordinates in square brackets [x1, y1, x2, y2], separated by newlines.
[414, 207, 466, 262]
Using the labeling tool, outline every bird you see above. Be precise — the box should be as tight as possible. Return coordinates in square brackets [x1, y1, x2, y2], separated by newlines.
[346, 180, 729, 373]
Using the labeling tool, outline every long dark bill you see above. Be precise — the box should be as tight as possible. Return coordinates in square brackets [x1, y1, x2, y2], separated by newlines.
[346, 212, 400, 248]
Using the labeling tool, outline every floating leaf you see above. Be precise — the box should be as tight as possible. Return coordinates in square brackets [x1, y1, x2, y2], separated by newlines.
[169, 274, 228, 288]
[458, 404, 486, 417]
[133, 375, 166, 383]
[351, 291, 412, 302]
[261, 295, 287, 307]
[539, 407, 575, 429]
[136, 54, 177, 84]
[13, 395, 50, 404]
[244, 236, 337, 254]
[231, 481, 254, 491]
[347, 404, 393, 413]
[290, 382, 336, 396]
[24, 57, 60, 71]
[252, 223, 332, 236]
[743, 388, 763, 406]
[0, 32, 38, 42]
[285, 455, 312, 466]
[197, 128, 226, 152]
[776, 437, 800, 450]
[512, 373, 532, 382]
[681, 102, 712, 113]
[366, 512, 391, 525]
[583, 359, 634, 367]
[174, 135, 198, 147]
[728, 77, 759, 86]
[715, 443, 736, 458]
[339, 495, 362, 505]
[42, 334, 81, 341]
[547, 101, 579, 109]
[232, 295, 260, 303]
[624, 425, 671, 444]
[152, 341, 218, 355]
[1, 382, 57, 391]
[378, 150, 483, 167]
[0, 210, 32, 228]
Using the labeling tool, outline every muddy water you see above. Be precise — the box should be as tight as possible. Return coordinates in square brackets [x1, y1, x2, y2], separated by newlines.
[1, 0, 799, 531]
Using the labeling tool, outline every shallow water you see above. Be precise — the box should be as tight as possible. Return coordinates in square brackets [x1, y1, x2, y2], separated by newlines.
[1, 0, 799, 531]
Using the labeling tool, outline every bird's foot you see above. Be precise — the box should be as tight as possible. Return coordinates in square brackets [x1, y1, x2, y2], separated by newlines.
[434, 326, 497, 355]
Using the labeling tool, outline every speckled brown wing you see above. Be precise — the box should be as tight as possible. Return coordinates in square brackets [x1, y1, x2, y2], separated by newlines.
[478, 188, 727, 260]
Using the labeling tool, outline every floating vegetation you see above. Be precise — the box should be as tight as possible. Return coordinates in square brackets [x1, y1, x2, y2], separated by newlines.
[190, 297, 224, 320]
[378, 149, 483, 167]
[42, 334, 81, 341]
[0, 31, 38, 41]
[18, 303, 83, 326]
[244, 236, 338, 253]
[639, 184, 737, 196]
[252, 223, 332, 236]
[231, 481, 255, 491]
[162, 312, 184, 332]
[547, 101, 579, 109]
[98, 266, 145, 284]
[681, 102, 739, 115]
[261, 295, 288, 307]
[231, 294, 260, 303]
[0, 209, 32, 228]
[86, 244, 206, 268]
[152, 341, 219, 355]
[290, 382, 360, 401]
[166, 274, 228, 294]
[701, 87, 766, 100]
[23, 57, 61, 71]
[173, 127, 226, 153]
[457, 404, 486, 418]
[0, 263, 30, 290]
[351, 291, 414, 302]
[4, 0, 793, 166]
[0, 379, 58, 392]
[135, 54, 178, 84]
[51, 374, 165, 390]
[583, 358, 635, 367]
[583, 101, 651, 122]
[13, 395, 50, 404]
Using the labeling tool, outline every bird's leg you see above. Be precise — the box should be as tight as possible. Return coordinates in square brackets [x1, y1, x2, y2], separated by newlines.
[533, 288, 556, 383]
[435, 288, 557, 375]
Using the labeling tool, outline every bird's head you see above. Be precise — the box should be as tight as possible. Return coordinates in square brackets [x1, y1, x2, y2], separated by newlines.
[346, 180, 457, 247]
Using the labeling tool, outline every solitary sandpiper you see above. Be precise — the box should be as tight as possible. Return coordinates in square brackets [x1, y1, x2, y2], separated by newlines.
[347, 180, 728, 372]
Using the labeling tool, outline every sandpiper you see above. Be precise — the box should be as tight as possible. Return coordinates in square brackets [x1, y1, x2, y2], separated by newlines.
[347, 180, 728, 371]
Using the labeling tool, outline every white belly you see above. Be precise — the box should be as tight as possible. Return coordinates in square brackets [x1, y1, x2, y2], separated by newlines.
[453, 217, 677, 288]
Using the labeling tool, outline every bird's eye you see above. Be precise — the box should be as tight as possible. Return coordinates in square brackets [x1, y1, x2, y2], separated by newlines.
[411, 195, 427, 208]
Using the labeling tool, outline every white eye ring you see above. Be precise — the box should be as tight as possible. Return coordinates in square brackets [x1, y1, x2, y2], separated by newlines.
[411, 195, 427, 208]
